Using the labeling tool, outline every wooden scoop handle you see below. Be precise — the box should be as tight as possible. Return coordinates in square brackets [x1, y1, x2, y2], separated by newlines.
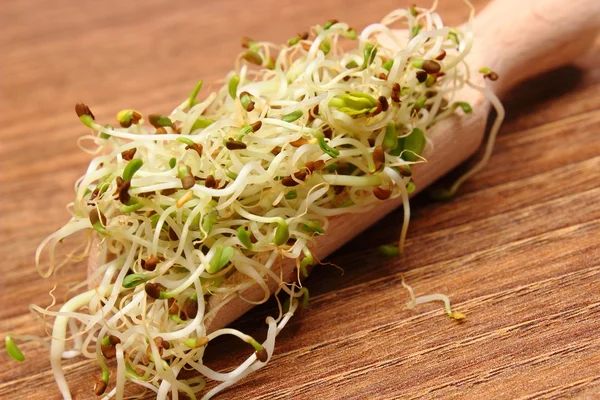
[471, 0, 600, 96]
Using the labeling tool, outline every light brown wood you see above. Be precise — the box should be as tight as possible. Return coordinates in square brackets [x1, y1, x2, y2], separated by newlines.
[1, 0, 599, 399]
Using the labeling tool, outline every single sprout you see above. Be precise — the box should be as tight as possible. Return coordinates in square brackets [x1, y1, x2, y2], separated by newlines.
[273, 219, 290, 246]
[239, 91, 255, 111]
[89, 208, 108, 235]
[241, 36, 258, 50]
[411, 23, 423, 38]
[188, 80, 204, 107]
[145, 282, 169, 300]
[282, 110, 303, 123]
[302, 220, 324, 235]
[448, 28, 460, 46]
[382, 59, 394, 71]
[123, 273, 152, 289]
[317, 135, 340, 158]
[5, 335, 25, 362]
[379, 245, 400, 257]
[300, 287, 310, 309]
[122, 158, 143, 182]
[361, 43, 377, 69]
[228, 75, 240, 98]
[383, 121, 398, 150]
[410, 5, 418, 16]
[323, 19, 338, 30]
[479, 67, 499, 81]
[116, 109, 142, 128]
[237, 226, 253, 249]
[207, 246, 234, 274]
[75, 103, 95, 128]
[177, 163, 195, 189]
[299, 247, 313, 277]
[346, 60, 359, 69]
[191, 118, 214, 132]
[453, 101, 473, 114]
[329, 92, 378, 116]
[242, 51, 263, 66]
[176, 137, 196, 147]
[148, 114, 173, 129]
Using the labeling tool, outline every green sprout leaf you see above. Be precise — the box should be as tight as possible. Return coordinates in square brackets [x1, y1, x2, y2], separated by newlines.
[379, 245, 400, 257]
[282, 110, 303, 123]
[5, 336, 25, 362]
[228, 75, 240, 99]
[122, 158, 143, 182]
[361, 44, 377, 70]
[454, 101, 472, 114]
[401, 128, 426, 162]
[188, 80, 203, 107]
[122, 273, 151, 289]
[273, 219, 290, 246]
[382, 59, 394, 71]
[383, 121, 398, 150]
[237, 226, 253, 249]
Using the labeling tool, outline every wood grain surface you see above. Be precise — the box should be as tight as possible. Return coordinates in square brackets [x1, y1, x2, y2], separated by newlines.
[1, 0, 599, 399]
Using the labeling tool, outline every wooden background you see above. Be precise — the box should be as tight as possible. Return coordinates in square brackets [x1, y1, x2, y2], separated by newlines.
[1, 0, 599, 398]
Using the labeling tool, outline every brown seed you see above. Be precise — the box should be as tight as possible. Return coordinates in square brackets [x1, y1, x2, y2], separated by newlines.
[180, 175, 195, 190]
[94, 379, 107, 396]
[289, 138, 309, 147]
[161, 188, 177, 196]
[486, 71, 499, 81]
[120, 119, 133, 128]
[121, 148, 137, 161]
[182, 297, 198, 319]
[422, 60, 441, 74]
[379, 73, 388, 80]
[242, 51, 263, 65]
[75, 103, 94, 119]
[101, 343, 116, 359]
[255, 348, 268, 362]
[281, 176, 300, 187]
[398, 165, 412, 177]
[142, 255, 159, 271]
[299, 32, 309, 40]
[145, 283, 165, 300]
[131, 111, 142, 125]
[435, 50, 447, 60]
[109, 335, 121, 346]
[271, 146, 281, 155]
[343, 76, 351, 81]
[89, 208, 107, 227]
[322, 126, 333, 139]
[156, 126, 168, 134]
[372, 146, 385, 172]
[416, 70, 428, 83]
[373, 187, 392, 200]
[249, 120, 262, 132]
[225, 139, 247, 150]
[301, 42, 312, 51]
[378, 96, 389, 112]
[205, 175, 217, 188]
[155, 336, 170, 351]
[293, 170, 308, 181]
[368, 102, 382, 117]
[168, 226, 179, 241]
[305, 160, 325, 173]
[391, 83, 401, 103]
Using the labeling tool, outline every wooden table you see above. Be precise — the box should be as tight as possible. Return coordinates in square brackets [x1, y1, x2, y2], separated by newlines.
[1, 0, 599, 398]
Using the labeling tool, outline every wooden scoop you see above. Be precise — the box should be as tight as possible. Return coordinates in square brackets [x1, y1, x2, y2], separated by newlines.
[89, 0, 600, 333]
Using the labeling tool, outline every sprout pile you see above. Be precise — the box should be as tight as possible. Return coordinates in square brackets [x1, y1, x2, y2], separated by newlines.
[8, 3, 503, 399]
